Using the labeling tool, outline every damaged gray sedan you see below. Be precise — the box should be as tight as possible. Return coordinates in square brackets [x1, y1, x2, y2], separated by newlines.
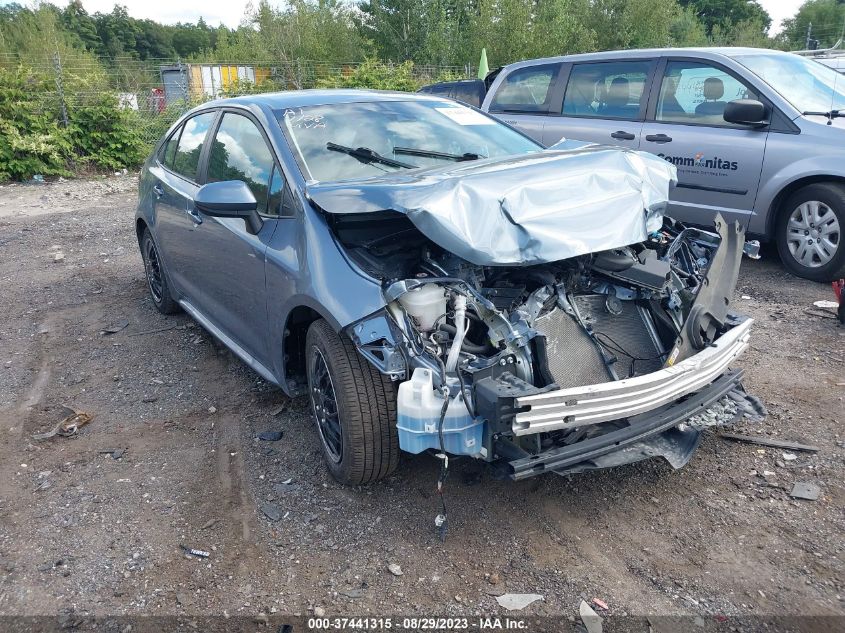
[136, 90, 757, 486]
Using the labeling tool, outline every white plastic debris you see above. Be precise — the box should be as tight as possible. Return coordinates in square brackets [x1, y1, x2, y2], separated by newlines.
[813, 300, 838, 309]
[495, 593, 543, 611]
[387, 563, 403, 576]
[782, 452, 798, 461]
[579, 599, 603, 633]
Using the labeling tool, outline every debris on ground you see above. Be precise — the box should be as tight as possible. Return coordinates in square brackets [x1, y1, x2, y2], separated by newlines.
[718, 433, 819, 452]
[98, 448, 125, 459]
[685, 397, 738, 430]
[180, 545, 210, 558]
[387, 563, 403, 576]
[101, 319, 130, 335]
[790, 482, 821, 501]
[260, 503, 283, 522]
[579, 599, 603, 633]
[813, 300, 839, 309]
[782, 452, 798, 461]
[495, 593, 543, 611]
[32, 407, 93, 441]
[200, 518, 219, 530]
[592, 597, 609, 611]
[271, 403, 287, 416]
[257, 430, 284, 442]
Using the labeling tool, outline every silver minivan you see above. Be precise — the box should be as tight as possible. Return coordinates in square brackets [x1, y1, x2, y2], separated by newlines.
[434, 48, 845, 282]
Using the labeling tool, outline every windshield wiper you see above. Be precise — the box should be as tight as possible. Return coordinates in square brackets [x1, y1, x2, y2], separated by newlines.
[326, 142, 416, 169]
[802, 109, 843, 119]
[393, 146, 482, 162]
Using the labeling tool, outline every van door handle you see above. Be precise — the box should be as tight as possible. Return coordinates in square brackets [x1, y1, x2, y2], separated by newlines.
[611, 131, 636, 140]
[645, 134, 673, 144]
[153, 184, 164, 198]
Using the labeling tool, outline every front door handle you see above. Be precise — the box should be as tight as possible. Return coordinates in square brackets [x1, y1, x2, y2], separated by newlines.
[186, 208, 203, 225]
[645, 134, 673, 144]
[611, 130, 636, 141]
[153, 184, 164, 198]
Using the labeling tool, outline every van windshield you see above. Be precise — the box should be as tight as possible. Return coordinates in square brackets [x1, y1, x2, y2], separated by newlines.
[734, 52, 845, 114]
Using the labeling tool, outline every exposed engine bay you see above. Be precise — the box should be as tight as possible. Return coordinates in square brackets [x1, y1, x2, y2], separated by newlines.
[336, 209, 758, 479]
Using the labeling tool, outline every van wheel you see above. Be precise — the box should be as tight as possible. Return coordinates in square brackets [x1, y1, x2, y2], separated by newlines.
[305, 319, 400, 485]
[776, 183, 845, 282]
[140, 228, 180, 314]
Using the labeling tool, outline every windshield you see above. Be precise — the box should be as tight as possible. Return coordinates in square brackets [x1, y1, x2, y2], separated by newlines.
[733, 52, 845, 114]
[276, 100, 542, 182]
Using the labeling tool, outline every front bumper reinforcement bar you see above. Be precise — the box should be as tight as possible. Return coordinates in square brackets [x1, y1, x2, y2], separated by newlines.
[504, 368, 744, 480]
[512, 318, 752, 435]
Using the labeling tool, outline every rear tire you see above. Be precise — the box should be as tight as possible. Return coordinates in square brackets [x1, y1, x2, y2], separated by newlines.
[305, 319, 400, 485]
[140, 228, 180, 315]
[776, 183, 845, 282]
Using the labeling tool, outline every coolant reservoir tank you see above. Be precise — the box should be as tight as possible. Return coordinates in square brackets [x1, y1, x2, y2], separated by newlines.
[397, 284, 447, 331]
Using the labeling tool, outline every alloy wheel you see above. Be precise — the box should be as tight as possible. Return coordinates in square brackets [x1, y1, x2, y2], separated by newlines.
[310, 347, 343, 463]
[143, 237, 164, 303]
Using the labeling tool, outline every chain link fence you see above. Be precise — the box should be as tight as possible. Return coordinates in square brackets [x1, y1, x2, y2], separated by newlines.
[3, 53, 471, 148]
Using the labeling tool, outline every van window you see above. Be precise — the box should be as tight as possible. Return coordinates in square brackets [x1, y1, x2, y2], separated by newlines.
[562, 62, 650, 120]
[171, 112, 216, 181]
[489, 64, 560, 113]
[656, 61, 758, 127]
[207, 113, 276, 215]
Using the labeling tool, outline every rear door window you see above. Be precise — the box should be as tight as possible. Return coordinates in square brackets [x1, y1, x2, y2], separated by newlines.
[655, 61, 759, 127]
[562, 61, 651, 120]
[171, 111, 216, 181]
[489, 64, 561, 113]
[207, 112, 276, 215]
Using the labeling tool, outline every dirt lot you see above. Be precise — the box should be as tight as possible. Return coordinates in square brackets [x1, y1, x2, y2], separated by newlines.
[0, 176, 843, 629]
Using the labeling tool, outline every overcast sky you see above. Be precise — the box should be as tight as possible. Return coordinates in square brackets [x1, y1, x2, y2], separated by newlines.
[14, 1, 811, 34]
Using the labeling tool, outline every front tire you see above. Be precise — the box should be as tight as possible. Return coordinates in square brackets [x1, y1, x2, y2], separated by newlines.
[140, 228, 180, 315]
[305, 319, 400, 485]
[776, 183, 845, 282]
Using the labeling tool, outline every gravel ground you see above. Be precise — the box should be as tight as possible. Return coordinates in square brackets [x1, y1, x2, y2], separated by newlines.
[0, 176, 843, 629]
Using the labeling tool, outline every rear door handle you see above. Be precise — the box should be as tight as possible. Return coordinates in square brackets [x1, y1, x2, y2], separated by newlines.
[153, 184, 164, 198]
[645, 134, 672, 144]
[611, 131, 636, 141]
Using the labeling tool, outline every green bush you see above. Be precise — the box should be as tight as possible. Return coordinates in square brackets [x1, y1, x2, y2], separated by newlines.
[315, 59, 423, 92]
[66, 93, 146, 171]
[0, 67, 70, 181]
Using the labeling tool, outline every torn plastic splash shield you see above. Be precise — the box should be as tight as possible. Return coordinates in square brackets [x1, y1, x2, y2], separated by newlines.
[306, 146, 677, 266]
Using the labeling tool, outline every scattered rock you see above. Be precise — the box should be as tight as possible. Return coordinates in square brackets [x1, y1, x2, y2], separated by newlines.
[314, 606, 325, 617]
[261, 503, 283, 522]
[790, 482, 820, 501]
[258, 430, 284, 442]
[387, 563, 403, 577]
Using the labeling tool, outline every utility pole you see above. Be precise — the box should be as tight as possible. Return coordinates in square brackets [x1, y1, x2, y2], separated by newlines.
[806, 22, 813, 50]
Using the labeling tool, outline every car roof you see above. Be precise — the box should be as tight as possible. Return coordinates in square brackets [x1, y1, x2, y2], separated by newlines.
[501, 47, 793, 68]
[201, 89, 452, 111]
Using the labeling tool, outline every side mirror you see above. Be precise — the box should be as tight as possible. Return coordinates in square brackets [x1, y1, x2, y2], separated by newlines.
[723, 99, 769, 127]
[194, 180, 263, 234]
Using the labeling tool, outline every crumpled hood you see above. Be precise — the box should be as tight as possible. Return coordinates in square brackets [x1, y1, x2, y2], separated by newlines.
[306, 145, 677, 266]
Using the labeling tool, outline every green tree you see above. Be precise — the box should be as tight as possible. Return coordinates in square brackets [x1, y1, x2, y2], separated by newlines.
[678, 0, 771, 34]
[779, 0, 845, 50]
[61, 1, 101, 52]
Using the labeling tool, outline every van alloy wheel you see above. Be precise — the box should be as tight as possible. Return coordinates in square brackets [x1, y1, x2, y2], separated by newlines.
[786, 200, 840, 268]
